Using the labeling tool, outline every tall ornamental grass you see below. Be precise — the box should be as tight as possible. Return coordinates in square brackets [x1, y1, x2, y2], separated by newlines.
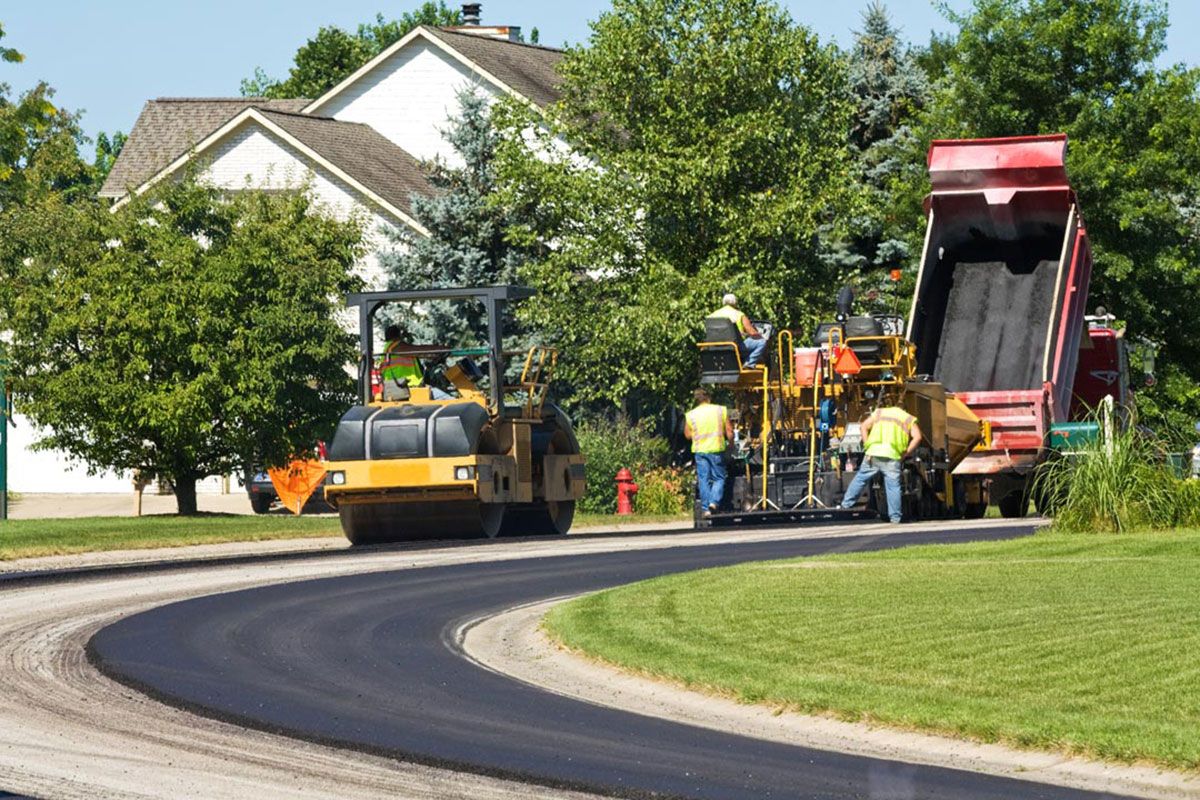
[1034, 414, 1193, 532]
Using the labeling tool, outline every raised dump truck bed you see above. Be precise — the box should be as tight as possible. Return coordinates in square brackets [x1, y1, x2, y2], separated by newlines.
[906, 135, 1093, 515]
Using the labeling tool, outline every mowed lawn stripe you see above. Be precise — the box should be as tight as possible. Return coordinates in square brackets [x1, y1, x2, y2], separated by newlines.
[544, 531, 1200, 768]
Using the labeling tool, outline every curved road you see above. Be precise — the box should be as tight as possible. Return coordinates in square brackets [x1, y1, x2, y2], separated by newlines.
[88, 523, 1131, 800]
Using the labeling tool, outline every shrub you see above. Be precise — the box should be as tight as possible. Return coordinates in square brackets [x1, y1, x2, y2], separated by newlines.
[1035, 418, 1183, 532]
[574, 416, 671, 514]
[632, 466, 692, 515]
[1175, 479, 1200, 528]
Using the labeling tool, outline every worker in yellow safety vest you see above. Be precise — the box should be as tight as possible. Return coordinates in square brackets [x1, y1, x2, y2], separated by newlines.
[684, 388, 735, 516]
[839, 405, 924, 523]
[379, 324, 452, 400]
[707, 293, 768, 367]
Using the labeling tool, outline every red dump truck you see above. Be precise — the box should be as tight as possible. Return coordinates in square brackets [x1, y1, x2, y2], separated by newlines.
[906, 134, 1094, 517]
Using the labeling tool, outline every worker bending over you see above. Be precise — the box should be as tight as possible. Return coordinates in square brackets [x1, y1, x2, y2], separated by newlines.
[708, 293, 768, 368]
[839, 405, 923, 523]
[380, 324, 451, 400]
[685, 388, 734, 516]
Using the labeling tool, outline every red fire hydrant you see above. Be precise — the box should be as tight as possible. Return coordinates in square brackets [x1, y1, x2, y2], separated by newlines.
[615, 468, 639, 515]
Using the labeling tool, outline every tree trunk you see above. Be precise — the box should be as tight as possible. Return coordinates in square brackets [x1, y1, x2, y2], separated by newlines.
[174, 477, 198, 515]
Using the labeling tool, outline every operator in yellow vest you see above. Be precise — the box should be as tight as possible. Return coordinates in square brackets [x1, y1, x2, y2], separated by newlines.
[379, 324, 451, 400]
[684, 388, 735, 516]
[707, 293, 768, 367]
[839, 404, 924, 523]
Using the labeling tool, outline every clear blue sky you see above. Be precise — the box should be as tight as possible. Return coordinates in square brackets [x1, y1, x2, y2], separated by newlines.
[4, 1, 1198, 147]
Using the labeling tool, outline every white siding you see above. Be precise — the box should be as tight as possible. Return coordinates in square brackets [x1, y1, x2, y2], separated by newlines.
[202, 120, 400, 289]
[8, 414, 130, 493]
[318, 40, 503, 164]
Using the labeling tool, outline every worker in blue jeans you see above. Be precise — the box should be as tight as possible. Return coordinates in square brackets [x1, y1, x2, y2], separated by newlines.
[840, 405, 923, 523]
[684, 388, 734, 517]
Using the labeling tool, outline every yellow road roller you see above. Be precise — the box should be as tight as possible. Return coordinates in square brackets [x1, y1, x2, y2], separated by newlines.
[323, 286, 586, 543]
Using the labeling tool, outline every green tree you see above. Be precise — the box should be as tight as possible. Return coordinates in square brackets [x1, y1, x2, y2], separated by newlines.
[92, 130, 126, 183]
[380, 88, 539, 346]
[0, 22, 94, 207]
[916, 0, 1200, 434]
[823, 2, 930, 305]
[0, 22, 23, 64]
[1, 176, 364, 514]
[241, 3, 462, 98]
[496, 0, 858, 409]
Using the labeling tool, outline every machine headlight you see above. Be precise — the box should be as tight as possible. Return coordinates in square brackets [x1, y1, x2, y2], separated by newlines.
[330, 471, 346, 486]
[454, 466, 476, 481]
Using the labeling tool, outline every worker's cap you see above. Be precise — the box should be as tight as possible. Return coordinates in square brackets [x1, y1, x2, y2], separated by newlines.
[722, 293, 738, 307]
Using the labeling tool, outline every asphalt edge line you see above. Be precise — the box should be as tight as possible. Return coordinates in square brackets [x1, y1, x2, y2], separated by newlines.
[459, 598, 1200, 800]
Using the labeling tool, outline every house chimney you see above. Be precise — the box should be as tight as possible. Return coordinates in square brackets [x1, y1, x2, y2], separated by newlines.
[462, 3, 481, 25]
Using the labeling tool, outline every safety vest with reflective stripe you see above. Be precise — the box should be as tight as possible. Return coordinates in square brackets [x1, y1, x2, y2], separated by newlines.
[707, 305, 749, 336]
[380, 340, 424, 387]
[687, 403, 729, 454]
[864, 407, 916, 460]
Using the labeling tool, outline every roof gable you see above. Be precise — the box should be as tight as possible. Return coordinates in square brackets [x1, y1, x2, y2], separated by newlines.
[110, 108, 429, 234]
[303, 25, 562, 114]
[100, 98, 308, 198]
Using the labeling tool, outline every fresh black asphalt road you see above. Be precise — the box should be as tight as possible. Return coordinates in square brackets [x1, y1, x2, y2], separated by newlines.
[90, 524, 1132, 800]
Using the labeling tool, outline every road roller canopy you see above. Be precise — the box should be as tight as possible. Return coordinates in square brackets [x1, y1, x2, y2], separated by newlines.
[346, 285, 536, 413]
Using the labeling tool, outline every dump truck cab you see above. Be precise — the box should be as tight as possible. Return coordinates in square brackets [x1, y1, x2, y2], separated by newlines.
[323, 286, 586, 543]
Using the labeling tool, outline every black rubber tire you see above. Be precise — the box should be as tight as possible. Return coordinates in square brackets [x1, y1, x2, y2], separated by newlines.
[249, 494, 273, 514]
[998, 492, 1029, 519]
[963, 501, 988, 519]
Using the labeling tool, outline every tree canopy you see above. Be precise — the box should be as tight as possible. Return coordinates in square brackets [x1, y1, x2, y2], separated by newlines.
[1, 177, 364, 513]
[496, 0, 859, 409]
[241, 2, 461, 98]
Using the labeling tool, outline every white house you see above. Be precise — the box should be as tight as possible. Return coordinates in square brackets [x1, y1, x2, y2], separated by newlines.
[13, 10, 564, 494]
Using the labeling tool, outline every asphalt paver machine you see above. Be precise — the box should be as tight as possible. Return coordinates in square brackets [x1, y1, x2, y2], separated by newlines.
[323, 286, 586, 543]
[697, 293, 988, 528]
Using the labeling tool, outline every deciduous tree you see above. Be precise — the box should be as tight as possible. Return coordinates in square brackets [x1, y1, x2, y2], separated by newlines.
[496, 0, 859, 409]
[2, 177, 364, 514]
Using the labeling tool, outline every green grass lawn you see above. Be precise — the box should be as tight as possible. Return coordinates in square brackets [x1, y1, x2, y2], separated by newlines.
[0, 509, 691, 562]
[545, 530, 1200, 769]
[0, 514, 343, 561]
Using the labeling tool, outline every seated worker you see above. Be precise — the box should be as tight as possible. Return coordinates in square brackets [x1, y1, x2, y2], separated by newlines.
[380, 324, 451, 400]
[707, 293, 768, 368]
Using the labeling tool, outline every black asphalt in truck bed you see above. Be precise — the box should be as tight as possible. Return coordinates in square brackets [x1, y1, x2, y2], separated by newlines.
[89, 524, 1133, 800]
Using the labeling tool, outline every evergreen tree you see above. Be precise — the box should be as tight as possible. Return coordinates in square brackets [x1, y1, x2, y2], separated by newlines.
[823, 2, 929, 305]
[379, 88, 538, 347]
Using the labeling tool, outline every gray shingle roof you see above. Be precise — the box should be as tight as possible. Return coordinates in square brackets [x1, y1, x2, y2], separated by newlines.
[255, 110, 429, 220]
[100, 98, 309, 197]
[424, 27, 563, 107]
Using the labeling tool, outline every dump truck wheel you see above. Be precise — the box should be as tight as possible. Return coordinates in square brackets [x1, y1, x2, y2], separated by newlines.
[340, 499, 506, 544]
[963, 501, 988, 519]
[998, 492, 1029, 518]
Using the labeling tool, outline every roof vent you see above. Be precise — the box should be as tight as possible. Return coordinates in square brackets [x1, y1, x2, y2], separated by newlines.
[462, 3, 481, 25]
